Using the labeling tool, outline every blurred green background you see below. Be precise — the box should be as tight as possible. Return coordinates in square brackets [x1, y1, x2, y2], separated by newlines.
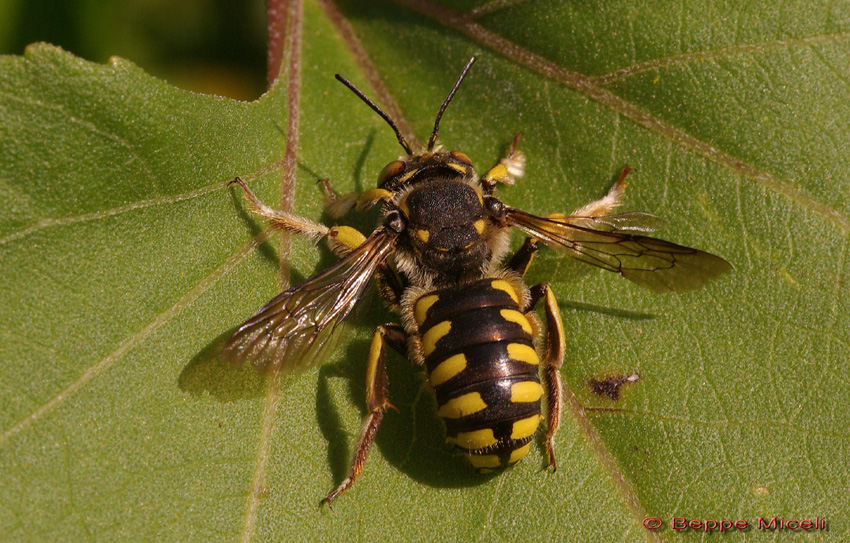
[0, 0, 268, 100]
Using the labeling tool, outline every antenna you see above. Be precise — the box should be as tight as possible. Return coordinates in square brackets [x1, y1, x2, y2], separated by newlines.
[427, 57, 476, 151]
[335, 74, 413, 156]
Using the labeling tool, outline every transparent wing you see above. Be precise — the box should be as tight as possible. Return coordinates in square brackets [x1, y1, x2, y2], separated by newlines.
[221, 228, 398, 373]
[505, 207, 732, 292]
[562, 211, 667, 233]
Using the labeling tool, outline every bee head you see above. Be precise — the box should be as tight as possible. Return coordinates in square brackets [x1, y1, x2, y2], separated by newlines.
[375, 150, 475, 192]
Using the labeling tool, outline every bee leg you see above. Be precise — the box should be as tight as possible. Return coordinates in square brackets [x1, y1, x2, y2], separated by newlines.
[229, 177, 367, 256]
[509, 237, 562, 467]
[506, 237, 539, 277]
[571, 165, 631, 217]
[526, 283, 565, 470]
[481, 134, 525, 192]
[319, 178, 359, 219]
[322, 324, 407, 506]
[377, 264, 405, 308]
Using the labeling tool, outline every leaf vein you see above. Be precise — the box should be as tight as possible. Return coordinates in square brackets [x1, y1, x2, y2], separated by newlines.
[594, 31, 850, 85]
[241, 1, 303, 540]
[0, 230, 272, 448]
[584, 407, 850, 439]
[0, 180, 224, 246]
[391, 0, 850, 234]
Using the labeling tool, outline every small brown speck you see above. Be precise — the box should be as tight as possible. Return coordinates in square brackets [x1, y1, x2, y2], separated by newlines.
[588, 372, 640, 401]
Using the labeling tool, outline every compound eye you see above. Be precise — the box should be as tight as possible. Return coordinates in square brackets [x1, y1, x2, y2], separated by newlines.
[450, 151, 473, 166]
[378, 160, 405, 187]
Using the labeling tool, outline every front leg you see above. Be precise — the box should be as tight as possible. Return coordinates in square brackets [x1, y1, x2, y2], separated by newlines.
[570, 165, 631, 217]
[481, 134, 525, 192]
[230, 177, 367, 256]
[322, 324, 407, 506]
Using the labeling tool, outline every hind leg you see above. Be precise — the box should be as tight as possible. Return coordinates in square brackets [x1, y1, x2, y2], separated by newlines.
[525, 283, 565, 470]
[506, 239, 565, 470]
[322, 324, 406, 506]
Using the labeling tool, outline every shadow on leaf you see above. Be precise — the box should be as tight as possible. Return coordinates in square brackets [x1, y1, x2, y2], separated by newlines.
[315, 319, 498, 493]
[178, 328, 266, 401]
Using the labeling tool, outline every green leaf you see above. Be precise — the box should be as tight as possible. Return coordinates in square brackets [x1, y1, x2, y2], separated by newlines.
[2, 1, 848, 541]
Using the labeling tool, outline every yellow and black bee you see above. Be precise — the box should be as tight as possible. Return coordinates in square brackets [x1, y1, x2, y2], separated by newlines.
[222, 58, 731, 505]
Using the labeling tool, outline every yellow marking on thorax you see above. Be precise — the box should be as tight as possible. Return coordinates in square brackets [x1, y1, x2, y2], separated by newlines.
[510, 381, 544, 403]
[398, 169, 417, 184]
[500, 309, 533, 335]
[398, 195, 410, 217]
[437, 392, 487, 419]
[454, 428, 497, 450]
[467, 454, 501, 469]
[414, 294, 439, 326]
[429, 353, 467, 386]
[490, 280, 519, 304]
[473, 219, 485, 234]
[511, 415, 543, 440]
[422, 321, 451, 357]
[507, 343, 539, 365]
[447, 163, 468, 174]
[416, 229, 430, 243]
[508, 443, 531, 464]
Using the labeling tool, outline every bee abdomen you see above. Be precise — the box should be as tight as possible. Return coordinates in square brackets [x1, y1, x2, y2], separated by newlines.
[413, 278, 544, 471]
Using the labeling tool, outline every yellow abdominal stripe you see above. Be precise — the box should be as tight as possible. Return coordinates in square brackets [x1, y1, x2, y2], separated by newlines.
[414, 294, 439, 326]
[490, 279, 519, 304]
[500, 309, 533, 335]
[422, 321, 451, 356]
[437, 392, 487, 418]
[506, 343, 539, 365]
[462, 441, 533, 470]
[510, 381, 544, 403]
[511, 415, 543, 440]
[429, 353, 467, 386]
[452, 428, 497, 449]
[509, 443, 531, 464]
[467, 454, 501, 469]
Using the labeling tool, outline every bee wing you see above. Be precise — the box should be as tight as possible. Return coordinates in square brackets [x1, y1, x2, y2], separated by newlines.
[222, 228, 398, 373]
[564, 211, 667, 233]
[505, 207, 731, 292]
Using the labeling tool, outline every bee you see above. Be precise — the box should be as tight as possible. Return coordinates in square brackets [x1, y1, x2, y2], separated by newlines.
[222, 57, 731, 505]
